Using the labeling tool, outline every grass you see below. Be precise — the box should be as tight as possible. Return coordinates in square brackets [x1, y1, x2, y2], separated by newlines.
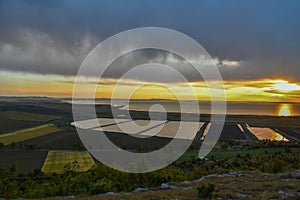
[41, 150, 95, 173]
[0, 124, 61, 145]
[0, 111, 60, 122]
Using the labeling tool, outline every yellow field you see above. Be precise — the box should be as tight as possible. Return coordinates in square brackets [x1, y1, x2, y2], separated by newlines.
[0, 124, 61, 145]
[41, 150, 95, 173]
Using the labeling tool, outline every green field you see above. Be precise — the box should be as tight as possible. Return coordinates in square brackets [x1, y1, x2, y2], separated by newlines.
[0, 124, 61, 145]
[0, 111, 60, 122]
[41, 150, 95, 173]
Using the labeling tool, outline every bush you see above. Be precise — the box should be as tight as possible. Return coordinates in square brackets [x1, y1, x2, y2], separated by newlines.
[192, 167, 207, 179]
[264, 157, 285, 173]
[197, 183, 216, 199]
[89, 178, 116, 195]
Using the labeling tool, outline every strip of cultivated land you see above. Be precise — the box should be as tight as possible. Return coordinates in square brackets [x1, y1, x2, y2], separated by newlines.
[41, 150, 95, 173]
[16, 130, 83, 150]
[0, 111, 61, 134]
[0, 150, 48, 174]
[218, 123, 248, 140]
[0, 124, 61, 145]
[0, 111, 60, 122]
[276, 128, 300, 141]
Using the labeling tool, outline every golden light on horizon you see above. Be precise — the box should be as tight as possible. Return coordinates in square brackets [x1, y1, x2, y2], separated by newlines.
[272, 80, 300, 92]
[1, 70, 300, 102]
[277, 104, 292, 117]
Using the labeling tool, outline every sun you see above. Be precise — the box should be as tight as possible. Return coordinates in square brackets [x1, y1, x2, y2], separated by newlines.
[277, 104, 292, 117]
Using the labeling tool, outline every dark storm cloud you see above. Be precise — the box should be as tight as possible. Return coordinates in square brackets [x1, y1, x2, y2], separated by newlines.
[0, 0, 299, 81]
[102, 49, 204, 83]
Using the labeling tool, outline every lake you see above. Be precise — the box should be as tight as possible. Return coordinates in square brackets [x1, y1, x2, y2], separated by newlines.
[66, 99, 300, 116]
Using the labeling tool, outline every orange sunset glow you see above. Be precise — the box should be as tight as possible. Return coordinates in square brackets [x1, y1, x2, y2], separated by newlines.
[1, 70, 300, 103]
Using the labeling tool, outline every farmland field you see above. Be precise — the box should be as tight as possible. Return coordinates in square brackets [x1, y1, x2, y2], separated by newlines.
[16, 130, 83, 150]
[277, 128, 300, 141]
[73, 118, 130, 130]
[98, 120, 165, 135]
[0, 111, 60, 122]
[78, 119, 204, 139]
[0, 124, 61, 145]
[248, 127, 289, 141]
[41, 150, 95, 173]
[223, 115, 300, 128]
[0, 111, 60, 134]
[0, 150, 48, 173]
[0, 119, 41, 134]
[140, 121, 204, 139]
[211, 123, 248, 140]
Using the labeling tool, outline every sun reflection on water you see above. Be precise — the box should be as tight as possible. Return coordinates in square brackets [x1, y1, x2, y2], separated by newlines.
[277, 104, 292, 117]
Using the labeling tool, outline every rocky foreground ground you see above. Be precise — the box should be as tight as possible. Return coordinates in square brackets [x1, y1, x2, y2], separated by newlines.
[48, 170, 300, 200]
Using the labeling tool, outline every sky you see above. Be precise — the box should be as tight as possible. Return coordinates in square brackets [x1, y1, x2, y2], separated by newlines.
[0, 0, 300, 102]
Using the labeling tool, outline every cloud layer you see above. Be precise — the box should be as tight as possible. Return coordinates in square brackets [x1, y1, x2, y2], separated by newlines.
[0, 0, 299, 82]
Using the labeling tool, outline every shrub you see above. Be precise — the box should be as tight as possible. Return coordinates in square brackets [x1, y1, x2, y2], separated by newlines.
[192, 167, 207, 179]
[263, 157, 285, 173]
[89, 178, 116, 195]
[197, 183, 216, 199]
